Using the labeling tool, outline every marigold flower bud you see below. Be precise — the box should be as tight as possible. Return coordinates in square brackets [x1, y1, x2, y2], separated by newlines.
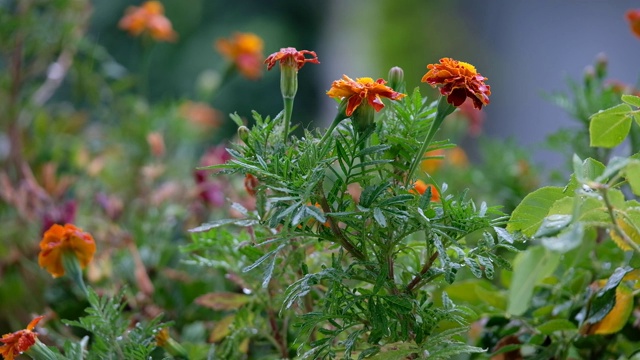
[595, 52, 608, 80]
[388, 66, 404, 91]
[237, 125, 250, 143]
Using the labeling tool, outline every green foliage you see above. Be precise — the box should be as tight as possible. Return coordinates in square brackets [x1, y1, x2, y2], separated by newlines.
[63, 289, 166, 359]
[188, 83, 515, 358]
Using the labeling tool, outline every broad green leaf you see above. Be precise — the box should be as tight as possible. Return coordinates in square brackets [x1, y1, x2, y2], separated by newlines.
[565, 157, 605, 193]
[541, 223, 584, 253]
[507, 246, 561, 316]
[586, 267, 633, 324]
[507, 187, 568, 236]
[625, 160, 640, 196]
[589, 103, 633, 148]
[595, 157, 630, 184]
[622, 94, 640, 108]
[536, 319, 577, 335]
[535, 214, 572, 238]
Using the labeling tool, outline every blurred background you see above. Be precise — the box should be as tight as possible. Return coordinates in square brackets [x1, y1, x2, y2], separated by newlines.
[2, 0, 640, 344]
[91, 0, 640, 165]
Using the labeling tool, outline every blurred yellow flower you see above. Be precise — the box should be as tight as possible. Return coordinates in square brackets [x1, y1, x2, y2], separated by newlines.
[216, 32, 264, 80]
[38, 223, 96, 278]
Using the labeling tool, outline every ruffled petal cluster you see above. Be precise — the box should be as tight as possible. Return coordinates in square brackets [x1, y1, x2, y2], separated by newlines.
[326, 75, 405, 116]
[0, 316, 44, 360]
[422, 58, 490, 110]
[118, 1, 177, 42]
[38, 224, 96, 278]
[264, 47, 320, 71]
[216, 32, 264, 80]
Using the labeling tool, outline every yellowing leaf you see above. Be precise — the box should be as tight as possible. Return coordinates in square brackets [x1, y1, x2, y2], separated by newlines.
[588, 285, 633, 335]
[209, 314, 235, 343]
[195, 292, 251, 310]
[609, 217, 640, 251]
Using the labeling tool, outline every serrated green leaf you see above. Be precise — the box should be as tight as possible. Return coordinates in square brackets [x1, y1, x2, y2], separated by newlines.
[625, 160, 640, 196]
[589, 103, 633, 148]
[622, 94, 640, 108]
[507, 187, 568, 236]
[507, 246, 561, 316]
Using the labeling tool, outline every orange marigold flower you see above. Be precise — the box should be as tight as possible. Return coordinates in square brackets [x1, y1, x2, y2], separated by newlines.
[627, 9, 640, 39]
[422, 58, 491, 110]
[0, 316, 44, 360]
[118, 1, 177, 42]
[412, 180, 440, 202]
[326, 75, 406, 116]
[264, 47, 320, 71]
[38, 223, 96, 278]
[216, 32, 264, 80]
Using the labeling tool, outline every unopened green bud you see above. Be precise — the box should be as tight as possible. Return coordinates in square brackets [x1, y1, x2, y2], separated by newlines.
[584, 65, 595, 91]
[595, 52, 608, 80]
[388, 66, 404, 91]
[238, 126, 250, 143]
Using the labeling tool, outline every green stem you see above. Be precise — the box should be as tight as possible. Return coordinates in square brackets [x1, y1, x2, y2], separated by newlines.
[404, 96, 455, 187]
[62, 251, 89, 298]
[600, 185, 640, 254]
[283, 96, 294, 144]
[319, 99, 349, 146]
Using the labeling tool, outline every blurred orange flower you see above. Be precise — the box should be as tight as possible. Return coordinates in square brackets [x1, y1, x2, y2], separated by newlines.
[0, 316, 44, 360]
[626, 9, 640, 39]
[244, 173, 259, 197]
[422, 58, 490, 110]
[265, 47, 320, 71]
[326, 75, 405, 116]
[216, 32, 264, 80]
[118, 1, 177, 42]
[421, 147, 468, 174]
[412, 180, 440, 202]
[180, 101, 222, 130]
[38, 224, 96, 278]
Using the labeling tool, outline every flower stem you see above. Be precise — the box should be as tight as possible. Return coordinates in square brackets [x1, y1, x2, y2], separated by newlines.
[405, 96, 455, 187]
[319, 100, 349, 147]
[283, 96, 294, 144]
[62, 251, 89, 298]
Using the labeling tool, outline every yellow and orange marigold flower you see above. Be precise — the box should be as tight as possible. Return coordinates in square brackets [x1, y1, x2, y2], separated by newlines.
[412, 180, 440, 202]
[422, 58, 491, 110]
[0, 316, 44, 360]
[264, 47, 320, 71]
[118, 1, 177, 42]
[326, 75, 405, 116]
[216, 32, 264, 80]
[626, 9, 640, 39]
[38, 223, 96, 278]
